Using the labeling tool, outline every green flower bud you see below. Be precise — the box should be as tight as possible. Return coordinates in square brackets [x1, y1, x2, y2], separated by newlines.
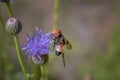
[5, 18, 22, 35]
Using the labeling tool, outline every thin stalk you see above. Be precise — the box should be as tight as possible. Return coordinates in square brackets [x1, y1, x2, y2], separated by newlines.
[0, 15, 11, 63]
[53, 0, 59, 29]
[5, 2, 13, 17]
[0, 16, 5, 30]
[40, 64, 46, 80]
[5, 2, 28, 80]
[0, 12, 14, 80]
[32, 64, 41, 80]
[13, 36, 27, 77]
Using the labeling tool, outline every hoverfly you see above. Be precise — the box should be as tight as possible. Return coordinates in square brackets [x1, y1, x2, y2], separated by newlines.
[51, 29, 72, 67]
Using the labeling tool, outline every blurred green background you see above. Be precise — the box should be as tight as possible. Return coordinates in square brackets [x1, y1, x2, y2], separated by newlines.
[0, 0, 120, 80]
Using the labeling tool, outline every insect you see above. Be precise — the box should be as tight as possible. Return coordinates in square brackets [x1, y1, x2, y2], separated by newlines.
[51, 29, 72, 67]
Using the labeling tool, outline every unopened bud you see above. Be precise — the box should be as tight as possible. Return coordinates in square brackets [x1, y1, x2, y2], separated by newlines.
[5, 18, 22, 35]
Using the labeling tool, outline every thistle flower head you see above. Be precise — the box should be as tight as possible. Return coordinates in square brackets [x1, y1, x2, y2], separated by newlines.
[23, 28, 52, 64]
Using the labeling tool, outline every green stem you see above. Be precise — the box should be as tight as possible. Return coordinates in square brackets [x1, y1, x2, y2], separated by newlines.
[5, 2, 13, 17]
[5, 2, 28, 80]
[0, 15, 11, 62]
[32, 64, 41, 80]
[0, 12, 14, 80]
[40, 64, 46, 80]
[53, 0, 59, 29]
[13, 36, 27, 77]
[0, 16, 5, 30]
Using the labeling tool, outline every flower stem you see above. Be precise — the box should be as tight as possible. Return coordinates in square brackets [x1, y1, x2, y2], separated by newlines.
[0, 16, 5, 30]
[13, 36, 27, 77]
[0, 13, 14, 80]
[53, 0, 59, 29]
[5, 2, 13, 17]
[33, 64, 41, 80]
[40, 64, 46, 80]
[5, 2, 28, 80]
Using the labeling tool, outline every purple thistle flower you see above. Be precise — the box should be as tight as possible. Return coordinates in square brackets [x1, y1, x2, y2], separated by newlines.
[22, 28, 52, 64]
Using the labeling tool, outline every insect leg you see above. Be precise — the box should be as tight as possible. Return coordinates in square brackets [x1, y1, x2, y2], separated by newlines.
[62, 51, 65, 67]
